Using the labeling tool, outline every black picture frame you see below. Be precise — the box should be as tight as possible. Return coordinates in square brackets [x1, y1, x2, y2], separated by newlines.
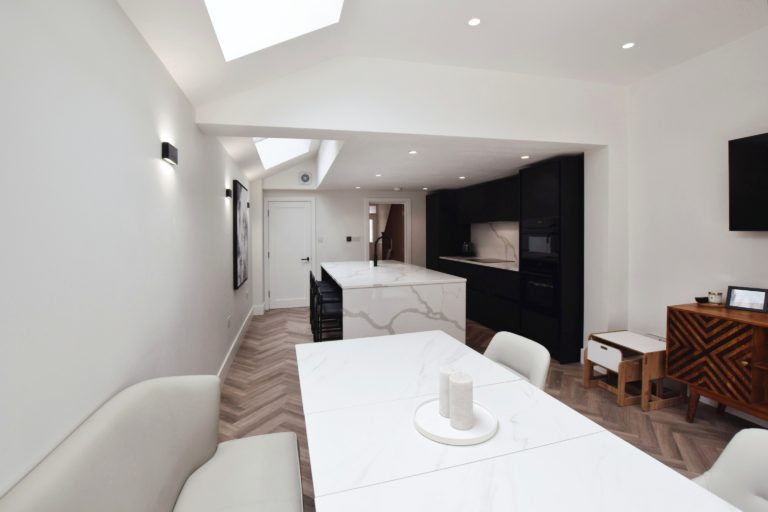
[233, 180, 249, 290]
[725, 286, 768, 312]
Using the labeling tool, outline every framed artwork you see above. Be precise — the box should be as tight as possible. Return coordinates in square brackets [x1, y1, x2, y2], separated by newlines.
[725, 286, 768, 312]
[233, 180, 249, 290]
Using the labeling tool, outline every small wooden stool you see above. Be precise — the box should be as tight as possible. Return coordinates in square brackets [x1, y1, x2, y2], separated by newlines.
[583, 331, 684, 411]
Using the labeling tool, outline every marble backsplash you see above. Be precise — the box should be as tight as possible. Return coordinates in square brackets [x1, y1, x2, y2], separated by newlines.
[470, 221, 519, 262]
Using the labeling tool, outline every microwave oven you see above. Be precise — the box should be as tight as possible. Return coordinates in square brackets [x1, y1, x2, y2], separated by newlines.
[521, 218, 560, 261]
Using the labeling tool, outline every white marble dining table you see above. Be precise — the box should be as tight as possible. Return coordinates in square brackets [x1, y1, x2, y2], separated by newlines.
[296, 330, 736, 512]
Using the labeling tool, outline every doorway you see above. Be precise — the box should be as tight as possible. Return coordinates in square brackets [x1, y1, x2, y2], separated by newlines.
[265, 199, 315, 309]
[363, 198, 411, 263]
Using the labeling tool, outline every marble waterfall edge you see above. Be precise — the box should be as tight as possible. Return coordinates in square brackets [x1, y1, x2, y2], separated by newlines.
[342, 282, 466, 342]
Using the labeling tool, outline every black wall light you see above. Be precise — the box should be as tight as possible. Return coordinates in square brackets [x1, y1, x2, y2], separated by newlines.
[161, 142, 178, 166]
[225, 188, 233, 197]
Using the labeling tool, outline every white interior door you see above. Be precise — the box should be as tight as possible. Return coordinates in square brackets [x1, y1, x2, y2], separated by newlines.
[267, 200, 313, 309]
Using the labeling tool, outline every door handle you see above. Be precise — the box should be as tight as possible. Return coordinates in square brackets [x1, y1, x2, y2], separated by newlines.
[301, 257, 310, 262]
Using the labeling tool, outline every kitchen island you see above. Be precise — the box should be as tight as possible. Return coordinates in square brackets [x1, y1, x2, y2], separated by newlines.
[320, 261, 467, 342]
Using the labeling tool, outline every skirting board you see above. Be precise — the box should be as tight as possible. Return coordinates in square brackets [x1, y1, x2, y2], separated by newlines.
[217, 305, 254, 381]
[253, 303, 265, 316]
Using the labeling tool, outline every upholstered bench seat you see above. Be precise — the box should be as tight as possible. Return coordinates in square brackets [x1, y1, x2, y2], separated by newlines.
[175, 432, 302, 512]
[0, 376, 303, 512]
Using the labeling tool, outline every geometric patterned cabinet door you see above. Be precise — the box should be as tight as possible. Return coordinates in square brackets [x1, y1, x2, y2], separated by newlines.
[666, 304, 768, 423]
[667, 308, 753, 403]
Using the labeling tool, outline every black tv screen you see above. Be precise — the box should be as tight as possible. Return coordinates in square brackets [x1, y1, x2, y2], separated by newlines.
[730, 132, 768, 231]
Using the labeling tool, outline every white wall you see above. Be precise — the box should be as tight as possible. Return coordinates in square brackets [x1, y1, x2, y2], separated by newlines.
[249, 178, 265, 310]
[263, 158, 318, 189]
[263, 190, 427, 286]
[0, 0, 251, 495]
[627, 27, 768, 337]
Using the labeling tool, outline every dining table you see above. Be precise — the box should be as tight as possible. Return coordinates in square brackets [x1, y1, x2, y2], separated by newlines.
[295, 330, 735, 511]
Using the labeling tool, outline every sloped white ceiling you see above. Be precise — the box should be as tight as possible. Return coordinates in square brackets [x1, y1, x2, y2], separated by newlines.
[120, 0, 768, 105]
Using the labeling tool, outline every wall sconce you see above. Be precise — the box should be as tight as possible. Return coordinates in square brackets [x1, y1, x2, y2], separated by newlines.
[162, 142, 178, 166]
[225, 188, 232, 198]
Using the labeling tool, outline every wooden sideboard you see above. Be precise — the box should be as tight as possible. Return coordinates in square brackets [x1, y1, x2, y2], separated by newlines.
[666, 304, 768, 422]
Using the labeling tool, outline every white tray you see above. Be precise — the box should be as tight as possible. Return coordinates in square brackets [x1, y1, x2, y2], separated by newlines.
[413, 399, 498, 446]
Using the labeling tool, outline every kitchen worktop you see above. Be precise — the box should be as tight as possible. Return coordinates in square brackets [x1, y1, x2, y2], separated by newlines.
[439, 256, 519, 272]
[320, 261, 466, 342]
[321, 261, 466, 290]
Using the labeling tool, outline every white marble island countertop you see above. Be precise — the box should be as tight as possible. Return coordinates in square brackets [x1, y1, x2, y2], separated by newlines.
[321, 261, 466, 289]
[439, 256, 519, 272]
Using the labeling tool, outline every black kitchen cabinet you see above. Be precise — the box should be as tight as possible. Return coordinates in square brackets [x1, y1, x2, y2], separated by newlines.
[519, 155, 584, 363]
[426, 191, 469, 270]
[439, 260, 520, 334]
[520, 308, 559, 354]
[520, 160, 560, 220]
[426, 155, 583, 363]
[456, 175, 519, 224]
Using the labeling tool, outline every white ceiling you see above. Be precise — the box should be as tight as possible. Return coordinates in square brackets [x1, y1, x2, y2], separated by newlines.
[120, 0, 768, 106]
[118, 0, 768, 189]
[320, 132, 592, 191]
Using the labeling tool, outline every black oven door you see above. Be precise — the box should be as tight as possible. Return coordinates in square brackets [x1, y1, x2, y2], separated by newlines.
[521, 273, 558, 315]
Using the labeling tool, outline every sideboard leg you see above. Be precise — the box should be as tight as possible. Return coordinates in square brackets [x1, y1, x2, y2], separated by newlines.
[686, 390, 700, 423]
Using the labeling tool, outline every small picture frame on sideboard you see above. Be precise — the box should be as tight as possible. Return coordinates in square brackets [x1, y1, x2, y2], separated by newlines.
[725, 286, 768, 312]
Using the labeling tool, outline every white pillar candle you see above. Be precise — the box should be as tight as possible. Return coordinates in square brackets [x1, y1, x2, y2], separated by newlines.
[449, 371, 474, 430]
[439, 366, 455, 418]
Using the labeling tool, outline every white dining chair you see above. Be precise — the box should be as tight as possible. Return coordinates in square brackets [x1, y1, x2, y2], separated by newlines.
[693, 428, 768, 511]
[484, 331, 551, 389]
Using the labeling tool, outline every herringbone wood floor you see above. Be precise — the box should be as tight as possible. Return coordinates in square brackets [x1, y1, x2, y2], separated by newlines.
[220, 309, 754, 512]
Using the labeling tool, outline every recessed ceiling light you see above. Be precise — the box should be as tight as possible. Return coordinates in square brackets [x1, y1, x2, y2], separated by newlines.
[393, 187, 402, 191]
[355, 186, 361, 189]
[459, 176, 466, 180]
[375, 173, 382, 177]
[422, 187, 429, 191]
[408, 150, 418, 155]
[204, 0, 346, 61]
[467, 18, 481, 27]
[521, 155, 530, 160]
[622, 42, 635, 49]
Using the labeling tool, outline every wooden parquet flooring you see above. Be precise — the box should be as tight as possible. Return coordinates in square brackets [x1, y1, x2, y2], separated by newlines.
[220, 310, 756, 512]
[218, 308, 316, 511]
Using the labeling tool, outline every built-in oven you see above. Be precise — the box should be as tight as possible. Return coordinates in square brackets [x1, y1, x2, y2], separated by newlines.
[520, 272, 558, 316]
[520, 217, 560, 261]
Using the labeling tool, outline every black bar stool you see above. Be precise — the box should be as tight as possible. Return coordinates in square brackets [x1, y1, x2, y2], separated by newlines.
[310, 271, 342, 341]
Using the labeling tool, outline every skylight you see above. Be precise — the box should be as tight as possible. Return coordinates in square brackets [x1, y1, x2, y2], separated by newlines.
[255, 138, 312, 169]
[204, 0, 345, 61]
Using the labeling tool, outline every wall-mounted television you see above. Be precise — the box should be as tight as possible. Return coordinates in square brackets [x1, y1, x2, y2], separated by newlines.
[730, 132, 768, 231]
